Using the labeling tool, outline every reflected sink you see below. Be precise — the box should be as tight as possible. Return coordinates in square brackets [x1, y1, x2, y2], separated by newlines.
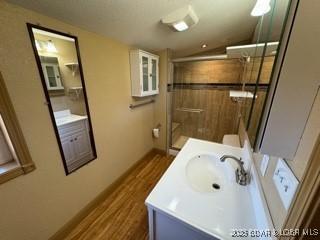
[186, 154, 226, 193]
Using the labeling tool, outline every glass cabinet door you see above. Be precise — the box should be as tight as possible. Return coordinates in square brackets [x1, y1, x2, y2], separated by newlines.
[151, 58, 157, 91]
[46, 65, 58, 88]
[142, 56, 149, 92]
[42, 63, 63, 90]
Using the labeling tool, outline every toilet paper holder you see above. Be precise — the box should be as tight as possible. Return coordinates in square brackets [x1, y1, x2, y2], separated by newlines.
[152, 124, 161, 138]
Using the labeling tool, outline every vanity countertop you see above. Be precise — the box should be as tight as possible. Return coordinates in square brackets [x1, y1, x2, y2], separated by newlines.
[145, 138, 259, 240]
[54, 110, 87, 127]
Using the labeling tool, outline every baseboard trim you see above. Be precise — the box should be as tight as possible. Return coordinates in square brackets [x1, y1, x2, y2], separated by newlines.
[49, 148, 163, 240]
[153, 148, 167, 156]
[169, 148, 179, 156]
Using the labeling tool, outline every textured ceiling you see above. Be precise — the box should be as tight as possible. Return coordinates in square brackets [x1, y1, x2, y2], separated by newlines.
[8, 0, 259, 56]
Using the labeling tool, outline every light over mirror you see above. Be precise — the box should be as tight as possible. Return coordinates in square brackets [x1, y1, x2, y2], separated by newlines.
[27, 24, 97, 175]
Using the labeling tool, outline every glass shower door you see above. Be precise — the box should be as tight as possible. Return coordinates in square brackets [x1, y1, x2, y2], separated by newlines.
[171, 90, 204, 149]
[170, 60, 241, 150]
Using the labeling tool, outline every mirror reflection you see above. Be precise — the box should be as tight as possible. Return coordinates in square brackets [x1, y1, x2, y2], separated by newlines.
[242, 0, 291, 147]
[28, 25, 97, 174]
[169, 0, 291, 150]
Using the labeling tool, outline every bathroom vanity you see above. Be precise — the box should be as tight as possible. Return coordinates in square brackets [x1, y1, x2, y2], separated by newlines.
[146, 139, 272, 240]
[54, 110, 93, 172]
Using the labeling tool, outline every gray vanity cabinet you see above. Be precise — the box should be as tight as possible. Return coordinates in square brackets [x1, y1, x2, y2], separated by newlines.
[147, 207, 218, 240]
[258, 0, 320, 160]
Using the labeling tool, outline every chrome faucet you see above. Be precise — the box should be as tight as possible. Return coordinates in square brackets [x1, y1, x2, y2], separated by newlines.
[220, 155, 250, 186]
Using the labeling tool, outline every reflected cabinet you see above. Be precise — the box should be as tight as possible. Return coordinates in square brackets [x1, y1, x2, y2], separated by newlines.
[41, 58, 64, 90]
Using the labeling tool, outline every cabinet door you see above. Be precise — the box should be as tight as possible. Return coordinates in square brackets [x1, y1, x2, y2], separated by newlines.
[42, 63, 64, 90]
[72, 130, 91, 160]
[61, 136, 77, 164]
[141, 55, 150, 93]
[150, 57, 159, 92]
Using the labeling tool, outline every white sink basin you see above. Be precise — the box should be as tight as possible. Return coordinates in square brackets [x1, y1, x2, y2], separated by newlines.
[54, 110, 88, 127]
[185, 154, 226, 193]
[146, 139, 260, 240]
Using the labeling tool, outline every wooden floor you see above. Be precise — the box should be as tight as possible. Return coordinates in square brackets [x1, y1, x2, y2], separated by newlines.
[65, 152, 174, 240]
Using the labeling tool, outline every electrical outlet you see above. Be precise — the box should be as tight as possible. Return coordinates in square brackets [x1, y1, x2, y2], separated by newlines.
[273, 158, 299, 210]
[260, 154, 269, 176]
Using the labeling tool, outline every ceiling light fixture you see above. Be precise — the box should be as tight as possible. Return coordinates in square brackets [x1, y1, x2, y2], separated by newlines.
[46, 40, 58, 53]
[201, 44, 207, 48]
[161, 5, 199, 32]
[35, 40, 42, 51]
[251, 0, 271, 17]
[173, 21, 189, 32]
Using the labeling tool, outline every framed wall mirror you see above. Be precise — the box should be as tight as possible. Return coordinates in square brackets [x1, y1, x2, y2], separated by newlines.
[240, 0, 292, 148]
[27, 23, 97, 175]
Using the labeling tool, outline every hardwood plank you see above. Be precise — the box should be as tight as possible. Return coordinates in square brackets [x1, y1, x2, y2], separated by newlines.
[64, 153, 174, 240]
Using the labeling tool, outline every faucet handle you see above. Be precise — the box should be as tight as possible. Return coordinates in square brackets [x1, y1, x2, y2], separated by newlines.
[236, 168, 250, 186]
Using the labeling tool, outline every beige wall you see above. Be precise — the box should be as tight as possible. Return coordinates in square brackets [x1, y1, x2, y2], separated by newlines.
[0, 1, 156, 239]
[153, 49, 170, 151]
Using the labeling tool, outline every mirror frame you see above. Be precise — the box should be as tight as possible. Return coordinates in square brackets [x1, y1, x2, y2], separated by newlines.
[26, 23, 97, 175]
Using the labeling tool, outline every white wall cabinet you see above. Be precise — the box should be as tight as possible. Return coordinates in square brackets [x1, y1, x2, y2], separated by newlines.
[130, 49, 159, 97]
[41, 63, 64, 90]
[58, 119, 93, 171]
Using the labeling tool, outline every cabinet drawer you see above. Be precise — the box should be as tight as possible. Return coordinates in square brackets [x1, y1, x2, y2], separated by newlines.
[57, 120, 86, 138]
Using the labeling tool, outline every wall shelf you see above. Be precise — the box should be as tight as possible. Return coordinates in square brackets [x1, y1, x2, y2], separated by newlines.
[64, 62, 79, 76]
[64, 62, 78, 67]
[68, 86, 82, 98]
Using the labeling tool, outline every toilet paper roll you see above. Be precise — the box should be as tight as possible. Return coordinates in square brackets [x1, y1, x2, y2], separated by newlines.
[153, 128, 160, 138]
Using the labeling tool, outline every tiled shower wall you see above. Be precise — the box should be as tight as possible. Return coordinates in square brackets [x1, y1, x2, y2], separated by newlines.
[171, 56, 275, 145]
[173, 59, 243, 84]
[172, 89, 239, 143]
[172, 59, 243, 144]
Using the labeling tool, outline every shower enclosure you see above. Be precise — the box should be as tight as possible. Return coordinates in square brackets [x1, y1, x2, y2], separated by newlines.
[168, 46, 276, 150]
[168, 52, 276, 150]
[169, 57, 245, 149]
[167, 0, 291, 151]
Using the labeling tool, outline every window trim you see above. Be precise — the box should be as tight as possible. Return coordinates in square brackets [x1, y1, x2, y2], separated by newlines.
[0, 114, 18, 165]
[0, 71, 35, 184]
